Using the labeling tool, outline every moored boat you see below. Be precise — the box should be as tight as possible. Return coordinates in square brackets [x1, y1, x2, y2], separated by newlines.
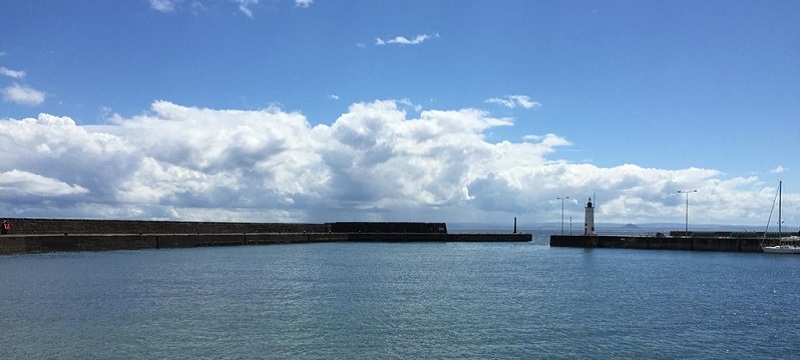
[761, 181, 800, 254]
[762, 236, 800, 254]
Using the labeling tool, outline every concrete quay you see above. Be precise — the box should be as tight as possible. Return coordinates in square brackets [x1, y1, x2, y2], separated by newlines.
[0, 218, 531, 255]
[550, 233, 765, 253]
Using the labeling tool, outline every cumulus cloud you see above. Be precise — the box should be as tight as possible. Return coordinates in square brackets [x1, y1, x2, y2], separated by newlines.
[485, 95, 541, 109]
[2, 83, 45, 106]
[375, 33, 439, 46]
[295, 0, 313, 8]
[0, 100, 791, 225]
[0, 170, 89, 197]
[0, 113, 137, 204]
[0, 66, 26, 79]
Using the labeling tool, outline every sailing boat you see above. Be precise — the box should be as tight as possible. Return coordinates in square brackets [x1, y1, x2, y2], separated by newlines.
[762, 181, 800, 254]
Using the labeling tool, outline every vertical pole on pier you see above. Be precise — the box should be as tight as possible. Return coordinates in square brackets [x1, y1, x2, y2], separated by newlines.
[513, 217, 517, 234]
[558, 197, 569, 235]
[678, 190, 697, 236]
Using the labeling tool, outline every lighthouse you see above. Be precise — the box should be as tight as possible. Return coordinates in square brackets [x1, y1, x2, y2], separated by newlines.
[584, 197, 595, 235]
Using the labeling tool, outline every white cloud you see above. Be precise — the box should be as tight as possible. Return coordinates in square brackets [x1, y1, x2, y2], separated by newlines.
[2, 83, 45, 106]
[510, 95, 540, 109]
[375, 33, 439, 46]
[233, 0, 259, 18]
[0, 170, 89, 197]
[522, 134, 557, 142]
[329, 94, 339, 100]
[149, 0, 178, 12]
[770, 165, 786, 174]
[0, 113, 137, 205]
[295, 0, 313, 8]
[0, 66, 26, 79]
[485, 95, 541, 109]
[0, 100, 791, 226]
[397, 98, 422, 112]
[148, 0, 252, 16]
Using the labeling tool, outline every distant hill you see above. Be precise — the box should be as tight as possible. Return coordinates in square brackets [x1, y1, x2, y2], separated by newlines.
[621, 223, 640, 229]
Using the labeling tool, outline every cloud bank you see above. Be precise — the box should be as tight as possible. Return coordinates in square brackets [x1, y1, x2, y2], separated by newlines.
[0, 100, 792, 226]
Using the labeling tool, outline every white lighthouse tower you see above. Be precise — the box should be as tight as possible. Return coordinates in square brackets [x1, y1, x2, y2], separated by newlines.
[584, 197, 595, 235]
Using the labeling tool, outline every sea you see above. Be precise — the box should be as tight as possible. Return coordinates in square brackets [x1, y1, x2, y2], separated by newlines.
[1, 230, 798, 359]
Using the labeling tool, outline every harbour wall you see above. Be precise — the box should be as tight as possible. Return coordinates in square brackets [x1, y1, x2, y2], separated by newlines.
[0, 232, 530, 255]
[549, 235, 764, 253]
[0, 233, 350, 255]
[0, 218, 327, 235]
[0, 218, 529, 255]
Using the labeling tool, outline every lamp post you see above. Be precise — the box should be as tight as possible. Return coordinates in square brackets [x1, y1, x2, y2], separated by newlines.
[557, 197, 569, 235]
[677, 190, 697, 235]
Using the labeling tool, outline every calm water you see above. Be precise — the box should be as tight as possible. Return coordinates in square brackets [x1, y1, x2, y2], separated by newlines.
[1, 231, 799, 359]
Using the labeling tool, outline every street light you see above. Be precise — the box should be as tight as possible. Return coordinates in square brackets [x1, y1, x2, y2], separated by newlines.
[557, 197, 569, 235]
[677, 190, 697, 235]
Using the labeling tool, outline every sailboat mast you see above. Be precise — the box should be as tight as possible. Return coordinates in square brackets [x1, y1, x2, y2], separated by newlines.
[778, 181, 782, 237]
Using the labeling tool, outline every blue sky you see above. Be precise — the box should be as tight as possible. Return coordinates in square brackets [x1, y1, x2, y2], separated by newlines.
[1, 0, 798, 227]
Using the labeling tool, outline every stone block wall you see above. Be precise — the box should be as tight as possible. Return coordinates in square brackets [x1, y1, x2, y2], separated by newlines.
[550, 234, 766, 253]
[328, 222, 447, 233]
[0, 218, 456, 236]
[0, 218, 325, 235]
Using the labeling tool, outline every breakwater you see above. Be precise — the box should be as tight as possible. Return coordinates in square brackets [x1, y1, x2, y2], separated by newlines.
[550, 231, 768, 253]
[0, 218, 530, 255]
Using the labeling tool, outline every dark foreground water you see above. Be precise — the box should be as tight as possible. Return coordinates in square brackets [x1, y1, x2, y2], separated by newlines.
[2, 232, 799, 359]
